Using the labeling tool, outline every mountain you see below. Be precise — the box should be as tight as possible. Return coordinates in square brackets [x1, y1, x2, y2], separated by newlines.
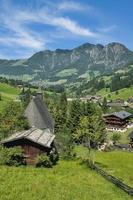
[0, 42, 133, 86]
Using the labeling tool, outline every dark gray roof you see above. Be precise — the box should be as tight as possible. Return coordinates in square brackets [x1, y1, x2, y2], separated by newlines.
[25, 96, 54, 130]
[113, 111, 132, 119]
[1, 128, 55, 148]
[104, 111, 132, 120]
[128, 131, 133, 138]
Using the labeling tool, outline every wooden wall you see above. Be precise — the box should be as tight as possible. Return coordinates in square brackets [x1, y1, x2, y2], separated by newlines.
[3, 138, 51, 165]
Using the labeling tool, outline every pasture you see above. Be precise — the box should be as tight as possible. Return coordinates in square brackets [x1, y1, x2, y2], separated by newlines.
[76, 146, 133, 187]
[0, 160, 132, 200]
[97, 87, 133, 100]
[0, 83, 20, 99]
[0, 83, 20, 112]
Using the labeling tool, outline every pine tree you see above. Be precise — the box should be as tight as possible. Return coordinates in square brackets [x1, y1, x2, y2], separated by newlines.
[102, 97, 108, 113]
[67, 100, 81, 134]
[59, 92, 67, 124]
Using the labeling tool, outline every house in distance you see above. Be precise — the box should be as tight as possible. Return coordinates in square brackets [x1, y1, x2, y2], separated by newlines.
[103, 111, 132, 132]
[1, 90, 56, 165]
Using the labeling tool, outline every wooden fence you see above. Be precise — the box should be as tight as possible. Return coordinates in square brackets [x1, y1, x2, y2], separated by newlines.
[89, 162, 133, 196]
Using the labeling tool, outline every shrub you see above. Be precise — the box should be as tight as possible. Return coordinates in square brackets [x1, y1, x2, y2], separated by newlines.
[0, 146, 25, 166]
[62, 145, 76, 160]
[49, 149, 59, 165]
[36, 154, 52, 168]
[111, 133, 121, 145]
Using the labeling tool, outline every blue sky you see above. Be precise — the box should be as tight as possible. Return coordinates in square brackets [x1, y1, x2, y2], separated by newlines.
[0, 0, 133, 59]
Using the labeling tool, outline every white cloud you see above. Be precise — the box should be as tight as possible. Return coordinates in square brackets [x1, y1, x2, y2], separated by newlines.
[98, 25, 117, 33]
[51, 17, 97, 37]
[12, 6, 96, 38]
[57, 1, 90, 12]
[0, 0, 115, 58]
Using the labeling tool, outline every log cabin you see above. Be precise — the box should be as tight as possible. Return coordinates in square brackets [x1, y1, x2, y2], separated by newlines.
[103, 111, 132, 131]
[1, 89, 56, 165]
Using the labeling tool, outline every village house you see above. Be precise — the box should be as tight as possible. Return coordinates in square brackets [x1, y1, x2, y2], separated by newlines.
[80, 95, 101, 103]
[67, 95, 101, 103]
[107, 102, 128, 109]
[1, 90, 56, 165]
[103, 111, 132, 132]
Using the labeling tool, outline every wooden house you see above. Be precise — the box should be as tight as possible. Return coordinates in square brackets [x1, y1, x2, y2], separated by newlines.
[103, 111, 132, 131]
[1, 90, 56, 165]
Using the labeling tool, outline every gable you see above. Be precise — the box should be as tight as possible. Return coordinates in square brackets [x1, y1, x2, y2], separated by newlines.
[25, 96, 54, 130]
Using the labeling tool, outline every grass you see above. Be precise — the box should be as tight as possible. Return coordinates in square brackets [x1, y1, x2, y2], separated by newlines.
[107, 129, 131, 144]
[0, 83, 20, 113]
[56, 68, 78, 77]
[0, 160, 132, 200]
[75, 146, 133, 188]
[0, 83, 20, 99]
[95, 151, 133, 187]
[0, 96, 12, 113]
[97, 87, 133, 100]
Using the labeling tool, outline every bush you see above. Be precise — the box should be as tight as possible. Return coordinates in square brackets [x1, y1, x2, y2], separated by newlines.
[111, 133, 121, 145]
[0, 146, 25, 166]
[49, 149, 59, 165]
[36, 154, 52, 168]
[62, 144, 76, 160]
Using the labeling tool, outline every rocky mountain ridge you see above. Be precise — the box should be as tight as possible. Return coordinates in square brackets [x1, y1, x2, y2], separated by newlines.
[0, 42, 133, 86]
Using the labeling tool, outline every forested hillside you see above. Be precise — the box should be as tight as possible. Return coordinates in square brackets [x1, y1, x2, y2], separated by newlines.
[0, 42, 133, 88]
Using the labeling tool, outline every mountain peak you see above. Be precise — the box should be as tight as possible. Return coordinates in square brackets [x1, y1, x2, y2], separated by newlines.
[0, 42, 133, 86]
[106, 42, 129, 49]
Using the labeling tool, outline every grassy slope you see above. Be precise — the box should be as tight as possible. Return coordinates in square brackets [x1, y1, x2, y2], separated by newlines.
[0, 160, 132, 200]
[56, 68, 78, 77]
[97, 87, 133, 100]
[0, 83, 20, 112]
[107, 129, 131, 144]
[75, 146, 133, 187]
[0, 83, 20, 99]
[95, 151, 133, 187]
[0, 96, 11, 112]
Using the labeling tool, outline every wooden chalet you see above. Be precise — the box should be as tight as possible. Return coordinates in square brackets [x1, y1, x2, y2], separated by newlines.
[128, 131, 133, 148]
[1, 90, 56, 165]
[103, 111, 132, 131]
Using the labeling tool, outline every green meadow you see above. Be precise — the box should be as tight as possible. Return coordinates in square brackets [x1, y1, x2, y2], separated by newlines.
[95, 151, 133, 187]
[76, 146, 133, 187]
[0, 83, 20, 98]
[0, 83, 20, 112]
[97, 87, 133, 100]
[0, 160, 132, 200]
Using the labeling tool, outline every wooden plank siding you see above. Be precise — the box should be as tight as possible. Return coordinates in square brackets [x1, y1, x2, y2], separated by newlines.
[4, 138, 52, 165]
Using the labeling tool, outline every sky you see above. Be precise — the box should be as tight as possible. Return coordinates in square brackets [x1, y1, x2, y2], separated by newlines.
[0, 0, 133, 59]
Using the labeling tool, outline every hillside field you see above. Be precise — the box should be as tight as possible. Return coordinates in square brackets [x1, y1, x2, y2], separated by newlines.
[76, 146, 133, 187]
[0, 159, 132, 200]
[0, 83, 20, 112]
[0, 83, 20, 99]
[97, 87, 133, 100]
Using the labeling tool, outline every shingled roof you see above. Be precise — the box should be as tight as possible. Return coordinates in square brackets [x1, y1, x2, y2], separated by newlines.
[25, 95, 54, 130]
[104, 111, 132, 120]
[1, 128, 55, 148]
